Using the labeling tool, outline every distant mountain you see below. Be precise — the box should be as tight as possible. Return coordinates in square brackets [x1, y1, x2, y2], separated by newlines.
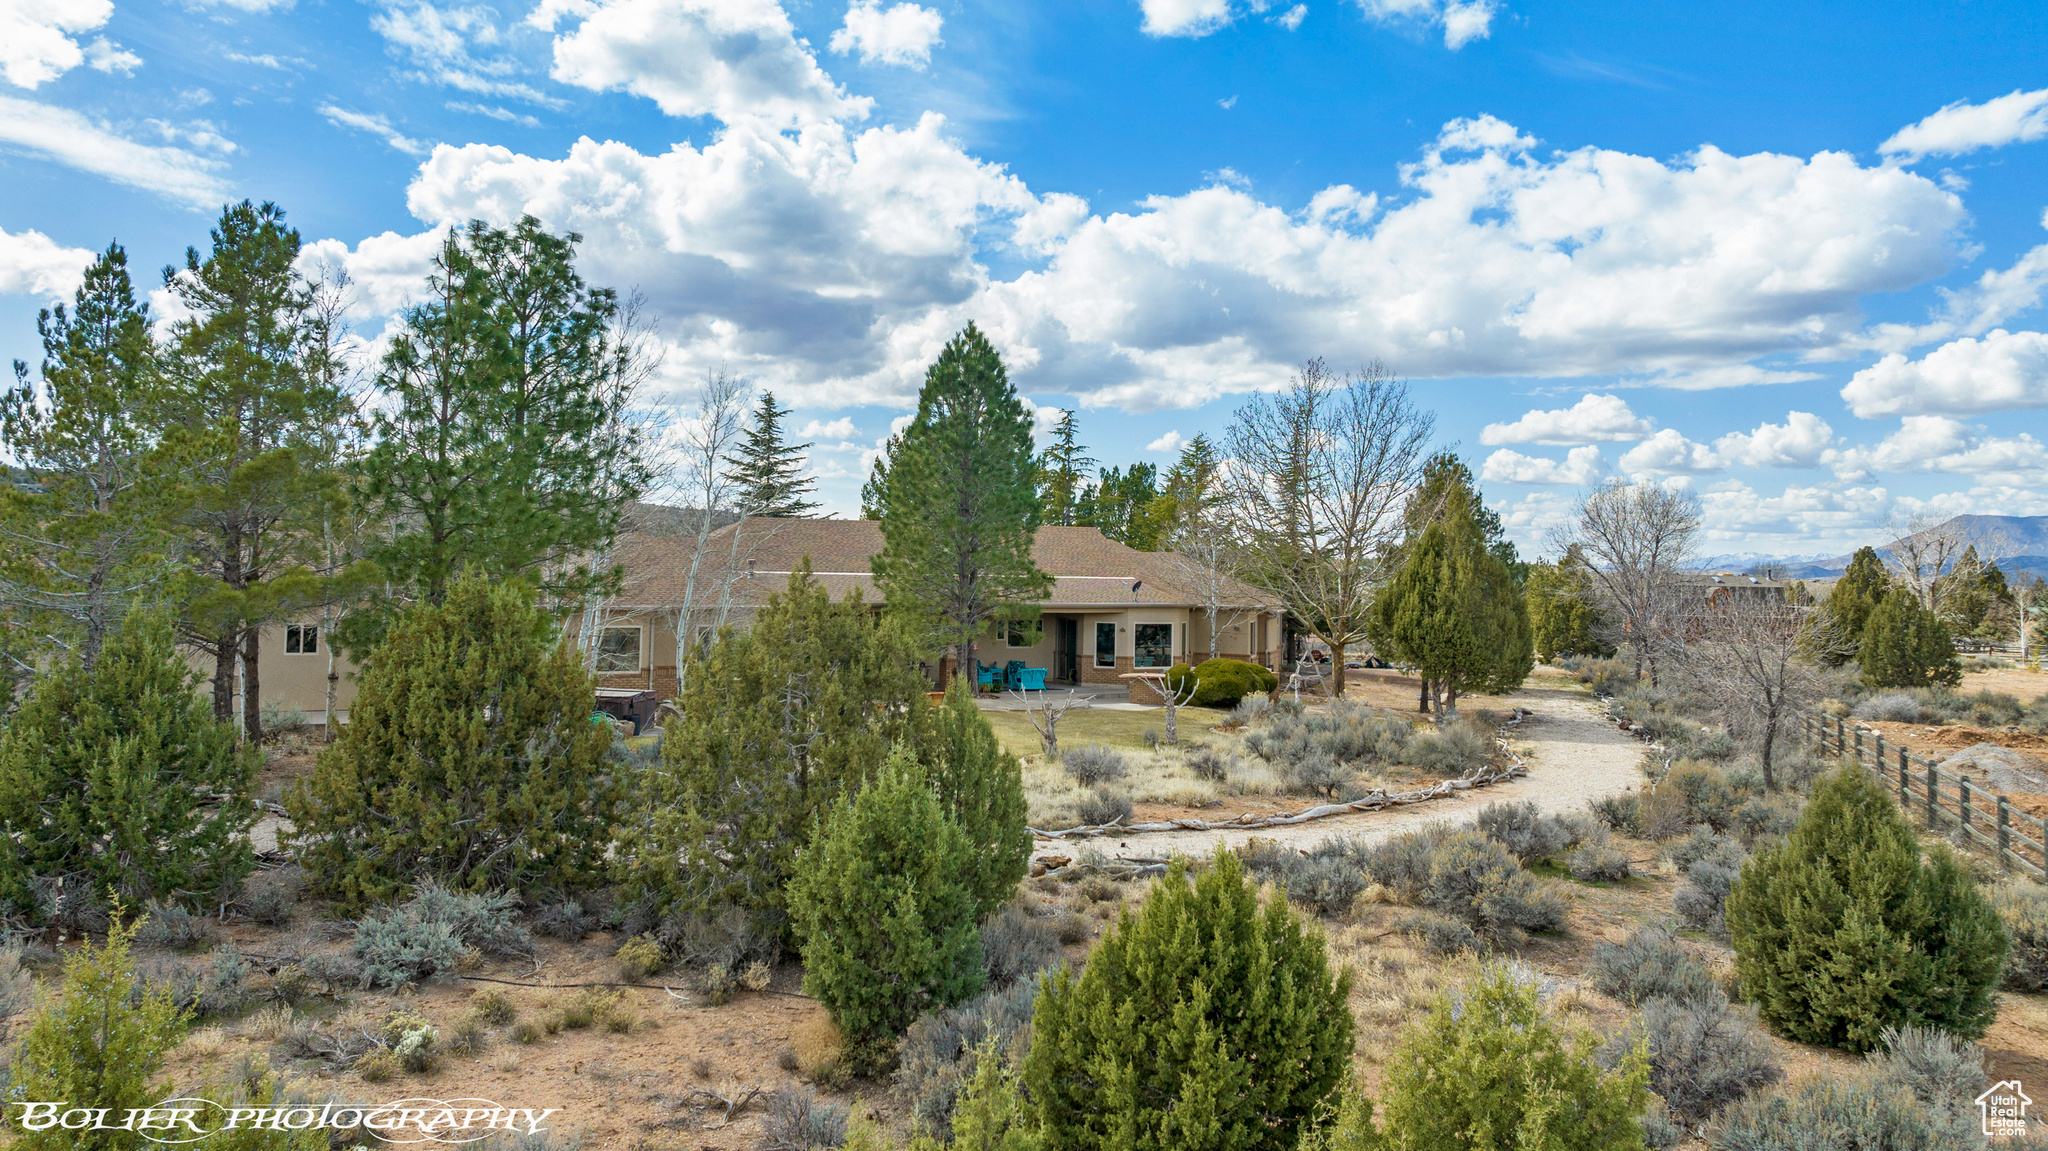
[1693, 515, 2048, 581]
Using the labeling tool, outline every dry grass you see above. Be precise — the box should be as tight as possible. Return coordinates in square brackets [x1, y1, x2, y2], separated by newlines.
[983, 707, 1229, 759]
[182, 1026, 231, 1061]
[791, 1013, 842, 1077]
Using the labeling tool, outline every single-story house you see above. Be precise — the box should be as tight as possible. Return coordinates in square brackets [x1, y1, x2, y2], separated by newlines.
[232, 514, 1286, 725]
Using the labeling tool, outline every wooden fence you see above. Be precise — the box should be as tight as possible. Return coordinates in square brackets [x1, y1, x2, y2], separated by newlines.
[1805, 712, 2046, 882]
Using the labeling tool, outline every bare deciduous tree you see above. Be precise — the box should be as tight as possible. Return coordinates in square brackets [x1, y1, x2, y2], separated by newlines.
[1218, 359, 1433, 697]
[1881, 515, 2010, 617]
[1157, 504, 1256, 664]
[1670, 589, 1841, 790]
[1552, 480, 1702, 686]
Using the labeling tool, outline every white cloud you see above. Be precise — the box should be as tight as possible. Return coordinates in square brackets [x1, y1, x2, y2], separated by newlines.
[148, 117, 237, 154]
[319, 105, 431, 155]
[1619, 429, 1719, 476]
[1824, 415, 2048, 487]
[373, 0, 557, 105]
[1275, 4, 1306, 29]
[447, 101, 542, 126]
[1146, 430, 1184, 452]
[1713, 411, 1832, 468]
[0, 95, 230, 207]
[1217, 95, 1237, 110]
[1139, 0, 1236, 37]
[1356, 0, 1495, 49]
[1880, 88, 2048, 164]
[1698, 481, 1893, 545]
[1480, 393, 1651, 445]
[1480, 445, 1604, 485]
[1840, 328, 2048, 417]
[0, 225, 94, 297]
[798, 416, 858, 439]
[1854, 239, 2048, 356]
[531, 0, 871, 128]
[829, 0, 942, 69]
[188, 0, 296, 12]
[297, 226, 451, 321]
[1, 0, 128, 89]
[1619, 364, 1821, 390]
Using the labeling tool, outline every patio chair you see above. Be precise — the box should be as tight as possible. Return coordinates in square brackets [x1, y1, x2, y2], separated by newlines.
[1004, 660, 1026, 689]
[1017, 667, 1047, 693]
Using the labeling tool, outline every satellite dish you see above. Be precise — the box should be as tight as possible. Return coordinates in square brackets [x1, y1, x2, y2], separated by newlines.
[1131, 580, 1143, 593]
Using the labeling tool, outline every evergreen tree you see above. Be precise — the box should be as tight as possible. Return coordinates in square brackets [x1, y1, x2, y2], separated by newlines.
[620, 566, 934, 929]
[1527, 550, 1611, 663]
[345, 216, 649, 656]
[1399, 452, 1524, 582]
[1726, 764, 2007, 1051]
[787, 746, 985, 1071]
[1024, 851, 1354, 1151]
[1077, 463, 1163, 548]
[1035, 410, 1095, 527]
[9, 917, 187, 1151]
[1932, 545, 2013, 639]
[871, 324, 1052, 676]
[1819, 546, 1890, 665]
[1859, 587, 1962, 689]
[725, 391, 819, 517]
[1, 243, 173, 674]
[1364, 962, 1650, 1151]
[927, 678, 1032, 916]
[0, 609, 258, 918]
[284, 574, 617, 909]
[161, 201, 353, 741]
[1369, 483, 1534, 714]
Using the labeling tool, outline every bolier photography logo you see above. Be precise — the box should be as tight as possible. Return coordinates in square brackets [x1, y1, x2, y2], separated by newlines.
[1977, 1080, 2033, 1139]
[10, 1097, 561, 1145]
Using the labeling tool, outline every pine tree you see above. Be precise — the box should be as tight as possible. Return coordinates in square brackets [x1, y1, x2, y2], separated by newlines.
[0, 243, 173, 674]
[1369, 483, 1534, 714]
[787, 746, 984, 1070]
[1367, 962, 1649, 1151]
[1820, 546, 1890, 665]
[927, 678, 1032, 916]
[9, 916, 188, 1151]
[1859, 587, 1962, 689]
[1078, 463, 1163, 548]
[345, 216, 649, 656]
[0, 609, 258, 918]
[726, 391, 819, 517]
[1726, 764, 2007, 1051]
[872, 324, 1052, 675]
[284, 573, 617, 909]
[1024, 851, 1354, 1151]
[1036, 410, 1095, 527]
[1527, 551, 1610, 663]
[620, 565, 934, 929]
[161, 201, 354, 742]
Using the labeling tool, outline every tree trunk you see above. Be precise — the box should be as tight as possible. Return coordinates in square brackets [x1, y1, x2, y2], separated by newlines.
[242, 627, 263, 744]
[1329, 648, 1347, 698]
[1443, 683, 1460, 718]
[1759, 710, 1778, 792]
[1418, 679, 1430, 713]
[212, 635, 238, 724]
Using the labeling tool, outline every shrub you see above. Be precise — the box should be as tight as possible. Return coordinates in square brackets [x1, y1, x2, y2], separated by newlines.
[787, 748, 984, 1067]
[1592, 927, 1722, 1007]
[978, 904, 1061, 989]
[1400, 722, 1493, 775]
[1243, 701, 1410, 769]
[1861, 588, 1962, 689]
[1728, 764, 2008, 1050]
[355, 1049, 399, 1082]
[1601, 995, 1782, 1124]
[1073, 788, 1133, 828]
[1690, 730, 1741, 761]
[1589, 794, 1640, 833]
[896, 980, 1037, 1136]
[1061, 744, 1127, 786]
[1241, 839, 1371, 918]
[1709, 1076, 1980, 1150]
[1476, 801, 1575, 864]
[285, 575, 618, 909]
[10, 918, 187, 1151]
[1402, 909, 1479, 956]
[237, 868, 303, 927]
[761, 1087, 848, 1151]
[1024, 851, 1353, 1151]
[1994, 882, 2048, 992]
[0, 611, 259, 918]
[1164, 658, 1279, 707]
[1665, 763, 1738, 831]
[1570, 841, 1633, 882]
[403, 881, 532, 956]
[1349, 961, 1650, 1150]
[1855, 692, 1934, 723]
[1866, 1024, 1986, 1117]
[1731, 794, 1801, 846]
[1184, 746, 1229, 782]
[531, 895, 601, 941]
[1363, 827, 1569, 945]
[927, 680, 1033, 917]
[352, 910, 464, 989]
[510, 1020, 541, 1044]
[470, 989, 517, 1025]
[1224, 696, 1272, 728]
[1282, 751, 1351, 797]
[137, 900, 212, 950]
[614, 935, 665, 980]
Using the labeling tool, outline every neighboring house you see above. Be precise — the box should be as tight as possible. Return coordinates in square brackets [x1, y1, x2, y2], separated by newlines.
[231, 513, 1285, 724]
[583, 517, 1287, 698]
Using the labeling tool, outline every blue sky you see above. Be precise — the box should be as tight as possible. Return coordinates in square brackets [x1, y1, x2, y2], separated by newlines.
[3, 0, 2046, 559]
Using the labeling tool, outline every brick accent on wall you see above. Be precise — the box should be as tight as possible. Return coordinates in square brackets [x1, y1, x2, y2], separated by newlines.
[596, 666, 679, 700]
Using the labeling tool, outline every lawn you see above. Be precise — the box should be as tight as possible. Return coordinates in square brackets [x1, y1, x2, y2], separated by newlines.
[983, 705, 1229, 759]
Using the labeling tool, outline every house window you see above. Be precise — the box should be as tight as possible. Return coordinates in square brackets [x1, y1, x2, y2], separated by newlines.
[596, 626, 642, 673]
[285, 624, 318, 654]
[1134, 623, 1172, 668]
[1095, 622, 1116, 667]
[1003, 620, 1041, 648]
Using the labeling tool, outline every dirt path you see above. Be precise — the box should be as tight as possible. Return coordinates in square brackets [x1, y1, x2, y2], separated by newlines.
[1033, 686, 1646, 863]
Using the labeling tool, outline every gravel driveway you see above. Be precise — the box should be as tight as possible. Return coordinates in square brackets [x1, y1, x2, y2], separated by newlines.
[1033, 686, 1647, 863]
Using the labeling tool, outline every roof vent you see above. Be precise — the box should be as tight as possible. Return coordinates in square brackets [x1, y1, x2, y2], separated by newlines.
[1747, 576, 1758, 584]
[1712, 576, 1723, 583]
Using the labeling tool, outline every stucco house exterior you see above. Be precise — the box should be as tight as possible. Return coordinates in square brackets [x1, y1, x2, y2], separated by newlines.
[242, 514, 1286, 726]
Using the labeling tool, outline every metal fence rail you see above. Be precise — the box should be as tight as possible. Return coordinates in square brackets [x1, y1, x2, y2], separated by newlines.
[1805, 712, 2047, 882]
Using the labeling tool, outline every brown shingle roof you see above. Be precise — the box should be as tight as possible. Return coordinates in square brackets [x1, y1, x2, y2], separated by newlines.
[608, 516, 1275, 611]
